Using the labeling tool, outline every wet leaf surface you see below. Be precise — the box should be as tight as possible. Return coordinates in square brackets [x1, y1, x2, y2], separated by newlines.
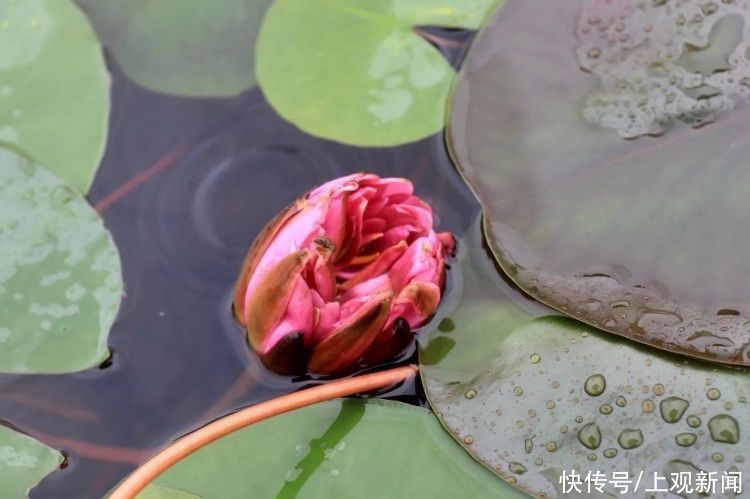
[425, 315, 749, 498]
[421, 220, 750, 497]
[138, 484, 201, 499]
[74, 0, 271, 98]
[0, 147, 122, 373]
[139, 398, 519, 498]
[256, 0, 500, 147]
[0, 425, 63, 498]
[448, 0, 750, 366]
[0, 0, 109, 192]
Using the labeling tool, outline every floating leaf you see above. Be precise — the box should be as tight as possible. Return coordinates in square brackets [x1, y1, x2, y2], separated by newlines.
[256, 0, 501, 147]
[0, 147, 122, 373]
[138, 484, 200, 499]
[448, 0, 750, 365]
[138, 399, 520, 498]
[75, 0, 272, 97]
[425, 316, 750, 498]
[0, 425, 63, 498]
[0, 0, 109, 192]
[421, 220, 750, 497]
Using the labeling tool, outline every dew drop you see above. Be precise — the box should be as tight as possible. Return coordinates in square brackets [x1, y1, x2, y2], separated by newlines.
[659, 396, 689, 423]
[675, 433, 697, 447]
[534, 458, 544, 466]
[724, 402, 734, 410]
[615, 396, 627, 407]
[686, 415, 702, 428]
[546, 441, 557, 452]
[509, 462, 527, 475]
[587, 453, 597, 461]
[524, 439, 533, 453]
[600, 404, 613, 415]
[560, 425, 569, 434]
[546, 400, 556, 410]
[529, 353, 541, 364]
[701, 2, 719, 15]
[463, 435, 474, 445]
[652, 384, 666, 396]
[706, 388, 721, 400]
[513, 386, 524, 396]
[464, 389, 477, 399]
[575, 416, 584, 424]
[642, 399, 656, 413]
[603, 448, 618, 458]
[578, 422, 602, 450]
[587, 47, 602, 59]
[708, 414, 740, 444]
[618, 429, 644, 450]
[584, 374, 606, 396]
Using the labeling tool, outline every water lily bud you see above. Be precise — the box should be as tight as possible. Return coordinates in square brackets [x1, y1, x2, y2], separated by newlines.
[233, 173, 454, 375]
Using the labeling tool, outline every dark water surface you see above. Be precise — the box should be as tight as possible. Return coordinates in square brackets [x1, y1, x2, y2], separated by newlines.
[0, 31, 483, 498]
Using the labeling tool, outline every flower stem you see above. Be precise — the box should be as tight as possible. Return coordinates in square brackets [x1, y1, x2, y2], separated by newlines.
[108, 364, 419, 499]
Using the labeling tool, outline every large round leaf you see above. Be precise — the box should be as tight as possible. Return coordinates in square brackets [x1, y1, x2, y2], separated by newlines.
[138, 399, 522, 498]
[425, 316, 749, 498]
[256, 0, 501, 147]
[0, 0, 109, 192]
[421, 223, 750, 497]
[448, 0, 750, 365]
[75, 0, 272, 97]
[0, 425, 63, 498]
[0, 147, 122, 373]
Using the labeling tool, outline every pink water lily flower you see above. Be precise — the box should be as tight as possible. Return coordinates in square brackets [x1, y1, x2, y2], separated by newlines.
[233, 173, 454, 375]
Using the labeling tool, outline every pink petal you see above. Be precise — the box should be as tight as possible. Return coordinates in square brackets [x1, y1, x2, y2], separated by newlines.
[342, 273, 392, 303]
[263, 274, 314, 353]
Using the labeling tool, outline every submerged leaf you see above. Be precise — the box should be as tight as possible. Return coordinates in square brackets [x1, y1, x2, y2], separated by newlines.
[138, 399, 520, 498]
[449, 0, 750, 365]
[0, 0, 109, 192]
[0, 425, 63, 498]
[75, 0, 272, 97]
[0, 147, 122, 373]
[256, 0, 501, 147]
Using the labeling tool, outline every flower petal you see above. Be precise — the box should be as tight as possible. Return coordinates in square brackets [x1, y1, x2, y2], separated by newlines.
[244, 249, 310, 351]
[308, 291, 392, 374]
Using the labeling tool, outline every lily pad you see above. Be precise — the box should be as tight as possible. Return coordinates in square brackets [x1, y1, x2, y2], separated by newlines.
[75, 0, 272, 97]
[256, 0, 501, 147]
[140, 398, 521, 498]
[138, 484, 200, 499]
[448, 0, 750, 366]
[0, 0, 109, 192]
[0, 425, 64, 498]
[425, 316, 750, 498]
[0, 147, 122, 373]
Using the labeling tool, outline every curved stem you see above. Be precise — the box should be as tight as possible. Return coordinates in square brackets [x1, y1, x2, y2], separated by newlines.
[109, 365, 418, 499]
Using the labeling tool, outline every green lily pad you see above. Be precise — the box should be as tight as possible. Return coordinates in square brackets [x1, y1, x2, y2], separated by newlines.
[448, 0, 750, 366]
[0, 0, 109, 192]
[421, 219, 750, 497]
[425, 316, 750, 498]
[0, 147, 122, 373]
[0, 425, 64, 498]
[256, 0, 501, 147]
[75, 0, 272, 97]
[138, 484, 201, 499]
[138, 398, 521, 498]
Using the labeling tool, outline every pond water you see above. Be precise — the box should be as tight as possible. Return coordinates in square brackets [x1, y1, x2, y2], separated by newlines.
[0, 29, 485, 498]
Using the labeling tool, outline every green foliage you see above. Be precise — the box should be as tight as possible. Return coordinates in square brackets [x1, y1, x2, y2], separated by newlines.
[0, 0, 109, 192]
[0, 147, 122, 373]
[256, 0, 501, 147]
